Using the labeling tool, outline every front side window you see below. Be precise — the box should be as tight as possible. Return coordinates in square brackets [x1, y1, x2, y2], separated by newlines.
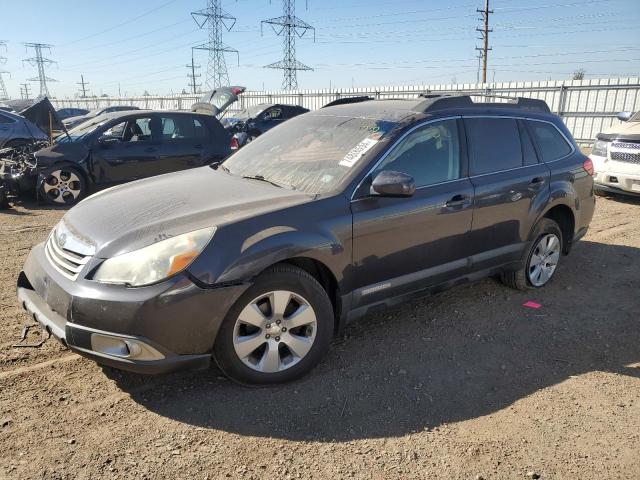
[466, 118, 523, 175]
[223, 114, 397, 194]
[527, 121, 572, 161]
[373, 119, 460, 187]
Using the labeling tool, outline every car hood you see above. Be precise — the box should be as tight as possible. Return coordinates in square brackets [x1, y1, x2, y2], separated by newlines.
[601, 120, 640, 138]
[59, 166, 312, 258]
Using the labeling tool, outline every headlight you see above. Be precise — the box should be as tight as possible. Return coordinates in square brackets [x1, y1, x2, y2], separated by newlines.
[591, 139, 609, 157]
[93, 226, 216, 286]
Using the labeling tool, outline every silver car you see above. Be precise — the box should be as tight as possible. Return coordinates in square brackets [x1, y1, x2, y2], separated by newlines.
[0, 109, 48, 148]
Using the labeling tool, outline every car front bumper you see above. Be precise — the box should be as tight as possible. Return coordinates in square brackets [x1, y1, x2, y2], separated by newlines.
[18, 243, 251, 374]
[591, 154, 640, 196]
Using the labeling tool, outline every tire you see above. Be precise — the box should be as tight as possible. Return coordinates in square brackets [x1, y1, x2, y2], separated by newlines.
[39, 165, 87, 206]
[594, 187, 607, 197]
[213, 265, 334, 385]
[501, 218, 563, 290]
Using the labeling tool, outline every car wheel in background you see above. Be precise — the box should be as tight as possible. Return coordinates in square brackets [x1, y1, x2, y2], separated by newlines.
[501, 218, 563, 290]
[39, 166, 87, 206]
[214, 265, 334, 385]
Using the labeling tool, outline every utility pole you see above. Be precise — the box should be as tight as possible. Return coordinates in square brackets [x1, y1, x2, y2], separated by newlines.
[20, 82, 31, 100]
[476, 0, 492, 84]
[23, 42, 56, 97]
[187, 50, 202, 94]
[0, 41, 8, 101]
[262, 0, 315, 90]
[77, 74, 89, 98]
[191, 0, 239, 89]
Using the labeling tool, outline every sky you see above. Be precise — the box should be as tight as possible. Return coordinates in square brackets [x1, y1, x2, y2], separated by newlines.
[1, 0, 639, 99]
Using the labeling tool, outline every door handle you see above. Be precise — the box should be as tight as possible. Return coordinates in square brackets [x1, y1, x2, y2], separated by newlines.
[528, 177, 546, 189]
[445, 194, 470, 207]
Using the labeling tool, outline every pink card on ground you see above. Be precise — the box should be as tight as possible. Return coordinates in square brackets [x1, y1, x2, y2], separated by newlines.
[523, 301, 542, 309]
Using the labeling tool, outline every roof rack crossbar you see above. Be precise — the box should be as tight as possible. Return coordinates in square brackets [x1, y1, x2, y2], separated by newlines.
[416, 93, 550, 113]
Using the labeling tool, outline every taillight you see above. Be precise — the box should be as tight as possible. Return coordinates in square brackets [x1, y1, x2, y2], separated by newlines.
[230, 137, 239, 150]
[583, 158, 594, 176]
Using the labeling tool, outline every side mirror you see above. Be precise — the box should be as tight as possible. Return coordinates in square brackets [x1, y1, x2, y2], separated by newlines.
[371, 170, 416, 197]
[617, 111, 633, 122]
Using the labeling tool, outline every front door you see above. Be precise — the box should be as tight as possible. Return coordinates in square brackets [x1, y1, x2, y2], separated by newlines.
[351, 118, 474, 307]
[464, 117, 550, 270]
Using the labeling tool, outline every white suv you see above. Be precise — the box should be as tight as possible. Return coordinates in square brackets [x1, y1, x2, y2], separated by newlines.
[590, 111, 640, 196]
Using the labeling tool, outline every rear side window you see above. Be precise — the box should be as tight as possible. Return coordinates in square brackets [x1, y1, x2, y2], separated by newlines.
[466, 118, 522, 175]
[193, 118, 208, 139]
[527, 121, 572, 161]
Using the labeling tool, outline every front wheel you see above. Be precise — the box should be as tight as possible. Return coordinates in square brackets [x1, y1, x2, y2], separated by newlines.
[39, 166, 87, 206]
[501, 218, 563, 290]
[214, 266, 334, 385]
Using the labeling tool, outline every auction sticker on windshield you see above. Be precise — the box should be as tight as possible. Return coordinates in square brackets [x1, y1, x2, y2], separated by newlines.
[339, 137, 379, 168]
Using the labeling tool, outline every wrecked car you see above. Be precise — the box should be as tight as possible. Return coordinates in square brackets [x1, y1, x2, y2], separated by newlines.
[0, 106, 49, 148]
[221, 103, 309, 149]
[63, 105, 139, 130]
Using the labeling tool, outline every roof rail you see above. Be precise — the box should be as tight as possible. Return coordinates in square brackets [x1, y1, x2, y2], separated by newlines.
[321, 96, 374, 108]
[416, 93, 550, 113]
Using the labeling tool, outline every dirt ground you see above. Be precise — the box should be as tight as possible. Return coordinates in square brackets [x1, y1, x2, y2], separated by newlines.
[0, 194, 638, 480]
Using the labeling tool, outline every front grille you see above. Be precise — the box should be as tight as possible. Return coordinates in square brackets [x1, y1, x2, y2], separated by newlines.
[44, 235, 92, 281]
[610, 151, 640, 164]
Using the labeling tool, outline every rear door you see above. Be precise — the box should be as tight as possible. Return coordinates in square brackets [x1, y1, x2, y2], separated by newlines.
[464, 116, 550, 271]
[350, 118, 474, 307]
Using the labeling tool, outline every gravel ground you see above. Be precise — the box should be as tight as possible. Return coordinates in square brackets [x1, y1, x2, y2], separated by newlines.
[0, 194, 639, 480]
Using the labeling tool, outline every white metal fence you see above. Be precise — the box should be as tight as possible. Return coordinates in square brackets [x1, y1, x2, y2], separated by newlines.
[52, 77, 640, 146]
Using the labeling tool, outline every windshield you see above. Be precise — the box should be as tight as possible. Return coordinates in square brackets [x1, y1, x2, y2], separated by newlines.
[56, 118, 108, 143]
[222, 114, 397, 194]
[232, 105, 267, 120]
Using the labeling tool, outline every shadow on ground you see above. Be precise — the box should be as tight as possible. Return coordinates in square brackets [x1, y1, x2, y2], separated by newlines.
[104, 240, 639, 441]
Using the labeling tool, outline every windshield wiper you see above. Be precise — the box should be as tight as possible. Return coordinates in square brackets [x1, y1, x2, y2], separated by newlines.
[241, 175, 294, 190]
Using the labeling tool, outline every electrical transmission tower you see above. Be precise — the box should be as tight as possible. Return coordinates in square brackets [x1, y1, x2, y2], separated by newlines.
[77, 74, 89, 98]
[23, 42, 56, 97]
[20, 83, 31, 100]
[187, 51, 202, 94]
[475, 0, 493, 83]
[0, 41, 8, 100]
[191, 0, 238, 89]
[262, 0, 315, 90]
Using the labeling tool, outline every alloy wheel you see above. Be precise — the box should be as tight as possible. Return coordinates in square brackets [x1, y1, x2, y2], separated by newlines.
[232, 290, 317, 373]
[527, 233, 561, 287]
[43, 169, 82, 204]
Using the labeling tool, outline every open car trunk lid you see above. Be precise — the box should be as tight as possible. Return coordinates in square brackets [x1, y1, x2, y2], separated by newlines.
[191, 86, 245, 117]
[18, 96, 66, 137]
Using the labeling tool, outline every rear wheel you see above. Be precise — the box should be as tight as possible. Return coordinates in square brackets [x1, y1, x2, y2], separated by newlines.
[214, 266, 334, 385]
[501, 218, 563, 290]
[39, 166, 86, 206]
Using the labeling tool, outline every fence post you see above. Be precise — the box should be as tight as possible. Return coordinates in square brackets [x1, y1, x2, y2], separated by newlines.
[557, 84, 568, 118]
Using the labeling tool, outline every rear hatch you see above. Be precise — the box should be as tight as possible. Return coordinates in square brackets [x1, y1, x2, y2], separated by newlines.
[191, 86, 245, 117]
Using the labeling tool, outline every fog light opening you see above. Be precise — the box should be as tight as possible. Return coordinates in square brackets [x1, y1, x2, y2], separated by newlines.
[90, 333, 165, 361]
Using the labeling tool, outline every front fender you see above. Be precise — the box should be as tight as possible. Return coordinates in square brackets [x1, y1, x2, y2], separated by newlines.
[188, 226, 347, 287]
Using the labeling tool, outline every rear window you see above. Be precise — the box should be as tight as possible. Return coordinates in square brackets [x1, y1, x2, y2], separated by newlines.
[465, 118, 523, 175]
[527, 121, 572, 161]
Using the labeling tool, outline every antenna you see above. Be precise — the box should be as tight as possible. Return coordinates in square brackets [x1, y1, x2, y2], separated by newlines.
[261, 0, 315, 90]
[191, 0, 239, 89]
[23, 42, 56, 97]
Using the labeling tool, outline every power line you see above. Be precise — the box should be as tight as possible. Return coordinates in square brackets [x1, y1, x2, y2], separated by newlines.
[261, 0, 315, 90]
[23, 43, 56, 97]
[192, 0, 239, 89]
[77, 74, 89, 98]
[58, 0, 179, 47]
